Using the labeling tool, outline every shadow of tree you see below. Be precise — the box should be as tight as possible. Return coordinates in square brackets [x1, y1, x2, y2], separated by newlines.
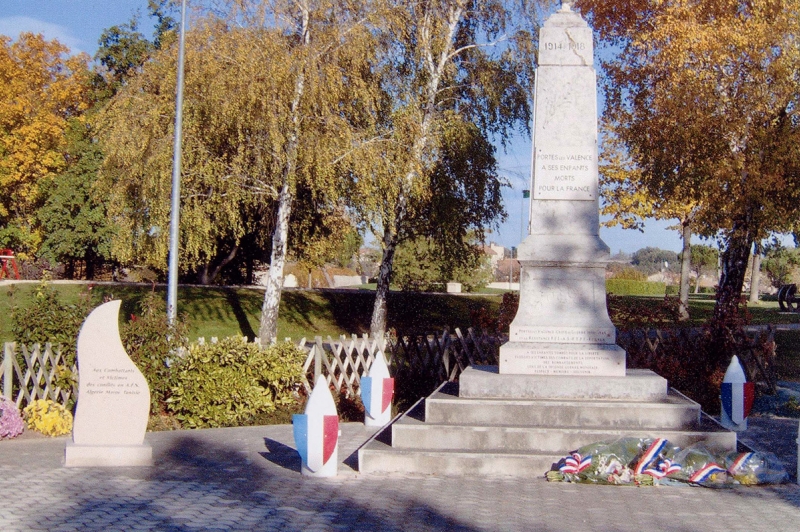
[224, 288, 257, 340]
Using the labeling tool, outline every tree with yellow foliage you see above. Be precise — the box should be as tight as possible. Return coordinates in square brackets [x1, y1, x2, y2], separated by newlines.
[579, 0, 800, 320]
[0, 33, 91, 256]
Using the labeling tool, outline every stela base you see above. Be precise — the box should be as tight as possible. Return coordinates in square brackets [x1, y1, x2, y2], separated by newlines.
[65, 442, 153, 467]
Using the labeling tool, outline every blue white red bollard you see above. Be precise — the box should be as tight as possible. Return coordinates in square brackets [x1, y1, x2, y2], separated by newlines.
[293, 375, 339, 477]
[720, 355, 754, 432]
[360, 351, 394, 427]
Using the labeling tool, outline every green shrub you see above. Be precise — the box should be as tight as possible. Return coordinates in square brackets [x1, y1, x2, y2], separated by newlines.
[606, 279, 666, 296]
[121, 292, 189, 416]
[11, 277, 94, 408]
[167, 338, 305, 428]
[665, 284, 677, 296]
[10, 276, 94, 368]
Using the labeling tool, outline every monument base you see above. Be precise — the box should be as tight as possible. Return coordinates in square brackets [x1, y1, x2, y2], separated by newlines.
[459, 366, 667, 401]
[499, 341, 625, 376]
[65, 442, 153, 467]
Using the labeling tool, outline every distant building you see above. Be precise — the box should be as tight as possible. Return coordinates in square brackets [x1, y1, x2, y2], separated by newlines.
[482, 242, 509, 269]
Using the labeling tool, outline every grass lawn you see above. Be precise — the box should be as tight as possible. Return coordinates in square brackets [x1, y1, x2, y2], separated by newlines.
[3, 282, 800, 363]
[0, 282, 504, 343]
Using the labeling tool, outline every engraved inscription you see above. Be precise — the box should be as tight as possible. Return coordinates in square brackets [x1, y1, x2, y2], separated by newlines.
[503, 349, 620, 376]
[533, 148, 597, 200]
[511, 327, 615, 344]
[85, 367, 144, 396]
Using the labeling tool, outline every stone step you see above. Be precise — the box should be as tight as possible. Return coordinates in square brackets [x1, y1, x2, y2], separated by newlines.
[391, 418, 736, 454]
[358, 438, 563, 477]
[424, 389, 701, 429]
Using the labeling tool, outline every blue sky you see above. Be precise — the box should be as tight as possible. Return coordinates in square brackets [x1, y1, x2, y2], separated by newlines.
[1, 0, 687, 254]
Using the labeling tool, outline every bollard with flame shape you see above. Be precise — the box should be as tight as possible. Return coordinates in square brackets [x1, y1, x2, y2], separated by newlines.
[293, 375, 339, 477]
[720, 355, 755, 431]
[360, 351, 394, 427]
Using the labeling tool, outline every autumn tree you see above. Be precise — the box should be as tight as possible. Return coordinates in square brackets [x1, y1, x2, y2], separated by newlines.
[98, 17, 279, 284]
[342, 0, 546, 337]
[579, 0, 800, 321]
[599, 121, 698, 319]
[196, 0, 381, 344]
[98, 3, 378, 344]
[0, 33, 91, 256]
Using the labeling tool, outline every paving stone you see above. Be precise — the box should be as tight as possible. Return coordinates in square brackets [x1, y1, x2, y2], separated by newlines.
[2, 423, 800, 531]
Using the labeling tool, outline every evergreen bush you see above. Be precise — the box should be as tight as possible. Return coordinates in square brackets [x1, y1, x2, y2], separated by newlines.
[121, 292, 189, 416]
[167, 338, 305, 428]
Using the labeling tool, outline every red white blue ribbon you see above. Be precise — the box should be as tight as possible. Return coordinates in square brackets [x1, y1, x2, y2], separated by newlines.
[727, 452, 755, 475]
[689, 463, 727, 484]
[559, 452, 592, 474]
[635, 438, 668, 475]
[643, 458, 682, 479]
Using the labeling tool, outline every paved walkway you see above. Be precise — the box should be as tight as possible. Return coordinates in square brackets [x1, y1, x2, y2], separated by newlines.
[2, 419, 800, 532]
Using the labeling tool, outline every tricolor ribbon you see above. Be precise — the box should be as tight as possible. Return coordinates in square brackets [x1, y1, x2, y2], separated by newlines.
[689, 463, 727, 484]
[634, 438, 668, 475]
[559, 452, 592, 474]
[727, 452, 755, 475]
[643, 458, 682, 479]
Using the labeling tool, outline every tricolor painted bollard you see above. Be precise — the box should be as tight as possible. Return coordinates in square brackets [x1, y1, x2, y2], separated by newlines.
[720, 355, 754, 432]
[360, 351, 394, 427]
[293, 375, 339, 477]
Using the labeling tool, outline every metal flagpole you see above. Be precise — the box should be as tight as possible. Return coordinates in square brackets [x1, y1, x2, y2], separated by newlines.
[167, 0, 188, 325]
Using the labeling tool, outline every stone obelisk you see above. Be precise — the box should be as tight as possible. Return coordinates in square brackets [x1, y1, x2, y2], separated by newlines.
[499, 2, 625, 376]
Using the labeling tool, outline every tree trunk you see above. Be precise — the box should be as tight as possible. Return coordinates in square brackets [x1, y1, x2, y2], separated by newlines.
[257, 5, 308, 345]
[749, 242, 762, 305]
[678, 222, 691, 321]
[714, 230, 755, 322]
[246, 255, 254, 285]
[259, 181, 294, 345]
[196, 263, 211, 285]
[84, 249, 96, 280]
[370, 233, 398, 338]
[203, 245, 239, 285]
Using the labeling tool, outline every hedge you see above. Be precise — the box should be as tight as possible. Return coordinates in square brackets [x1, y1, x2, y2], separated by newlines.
[606, 279, 667, 296]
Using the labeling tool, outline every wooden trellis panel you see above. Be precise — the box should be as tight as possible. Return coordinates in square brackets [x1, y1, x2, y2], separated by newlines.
[2, 342, 76, 409]
[297, 328, 501, 395]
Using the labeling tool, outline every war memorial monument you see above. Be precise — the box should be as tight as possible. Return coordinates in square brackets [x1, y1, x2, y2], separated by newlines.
[359, 2, 736, 476]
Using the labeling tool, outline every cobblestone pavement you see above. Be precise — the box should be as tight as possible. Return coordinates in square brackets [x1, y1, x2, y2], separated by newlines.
[2, 421, 800, 532]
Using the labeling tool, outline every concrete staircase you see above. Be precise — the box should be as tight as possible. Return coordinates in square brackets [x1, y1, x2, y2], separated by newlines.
[358, 366, 736, 477]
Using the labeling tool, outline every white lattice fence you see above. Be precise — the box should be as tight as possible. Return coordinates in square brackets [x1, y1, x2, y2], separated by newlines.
[2, 328, 505, 408]
[297, 328, 502, 395]
[2, 342, 76, 408]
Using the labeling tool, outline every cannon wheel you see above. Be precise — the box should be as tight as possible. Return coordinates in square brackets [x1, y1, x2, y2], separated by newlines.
[779, 284, 799, 312]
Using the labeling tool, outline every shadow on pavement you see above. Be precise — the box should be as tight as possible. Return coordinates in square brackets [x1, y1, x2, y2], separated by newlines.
[261, 437, 301, 472]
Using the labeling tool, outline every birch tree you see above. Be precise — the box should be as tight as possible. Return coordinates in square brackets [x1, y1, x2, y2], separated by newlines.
[215, 0, 380, 344]
[343, 0, 546, 337]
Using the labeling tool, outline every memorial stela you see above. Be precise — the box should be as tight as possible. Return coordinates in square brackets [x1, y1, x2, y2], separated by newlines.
[500, 2, 625, 376]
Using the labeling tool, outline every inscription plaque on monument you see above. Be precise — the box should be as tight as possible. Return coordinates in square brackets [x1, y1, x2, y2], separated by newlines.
[533, 148, 597, 200]
[500, 344, 624, 376]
